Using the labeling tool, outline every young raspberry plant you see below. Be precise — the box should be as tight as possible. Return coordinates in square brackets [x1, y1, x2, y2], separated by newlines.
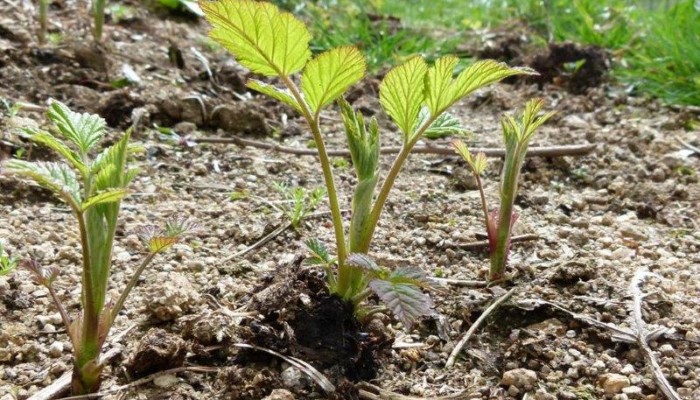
[2, 101, 197, 395]
[0, 243, 19, 276]
[200, 0, 535, 327]
[454, 99, 555, 282]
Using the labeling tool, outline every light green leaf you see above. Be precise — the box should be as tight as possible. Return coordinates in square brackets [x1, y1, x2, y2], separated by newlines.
[5, 160, 81, 205]
[453, 140, 488, 175]
[424, 56, 458, 117]
[47, 100, 106, 154]
[379, 56, 428, 139]
[421, 110, 466, 140]
[20, 129, 88, 176]
[302, 46, 366, 114]
[247, 80, 302, 113]
[426, 58, 536, 116]
[81, 189, 128, 211]
[91, 130, 132, 190]
[200, 0, 311, 77]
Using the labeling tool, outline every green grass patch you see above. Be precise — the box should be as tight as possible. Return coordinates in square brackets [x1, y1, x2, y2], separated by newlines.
[270, 0, 699, 105]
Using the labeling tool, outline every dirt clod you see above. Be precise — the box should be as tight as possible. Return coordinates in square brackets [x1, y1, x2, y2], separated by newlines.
[210, 102, 269, 136]
[126, 328, 187, 378]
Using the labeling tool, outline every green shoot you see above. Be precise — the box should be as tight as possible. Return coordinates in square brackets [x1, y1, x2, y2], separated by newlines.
[2, 101, 196, 395]
[200, 0, 534, 327]
[92, 0, 106, 41]
[454, 98, 554, 282]
[273, 183, 325, 229]
[38, 0, 49, 45]
[0, 243, 19, 277]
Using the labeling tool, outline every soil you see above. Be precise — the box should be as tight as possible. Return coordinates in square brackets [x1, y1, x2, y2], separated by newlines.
[1, 2, 699, 400]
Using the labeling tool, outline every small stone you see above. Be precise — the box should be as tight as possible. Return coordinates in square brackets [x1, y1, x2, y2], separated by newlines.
[650, 168, 666, 182]
[622, 386, 643, 398]
[621, 364, 635, 375]
[563, 115, 589, 129]
[600, 373, 631, 395]
[658, 344, 674, 356]
[620, 225, 647, 241]
[48, 342, 63, 358]
[501, 368, 538, 389]
[281, 366, 303, 389]
[115, 251, 131, 263]
[535, 389, 556, 400]
[262, 389, 295, 400]
[611, 247, 634, 260]
[507, 385, 520, 396]
[153, 374, 178, 389]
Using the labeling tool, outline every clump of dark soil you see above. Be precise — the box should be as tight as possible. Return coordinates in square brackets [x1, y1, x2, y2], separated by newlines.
[239, 261, 390, 386]
[529, 42, 609, 94]
[477, 31, 609, 93]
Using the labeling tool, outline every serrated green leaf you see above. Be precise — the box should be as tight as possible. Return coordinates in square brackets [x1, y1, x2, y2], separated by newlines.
[345, 253, 379, 271]
[369, 278, 433, 328]
[200, 0, 311, 77]
[421, 110, 466, 140]
[388, 266, 431, 287]
[91, 131, 131, 190]
[305, 238, 330, 264]
[501, 98, 555, 149]
[302, 46, 366, 114]
[424, 56, 459, 117]
[81, 189, 128, 211]
[453, 140, 488, 175]
[379, 56, 428, 140]
[4, 160, 82, 206]
[47, 100, 106, 154]
[426, 58, 536, 116]
[247, 80, 302, 113]
[20, 129, 88, 176]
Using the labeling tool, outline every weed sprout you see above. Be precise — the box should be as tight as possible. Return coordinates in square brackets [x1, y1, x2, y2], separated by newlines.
[2, 101, 197, 394]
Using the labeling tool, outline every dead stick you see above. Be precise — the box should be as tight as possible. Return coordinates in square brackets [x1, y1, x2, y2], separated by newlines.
[222, 209, 340, 263]
[446, 287, 517, 368]
[446, 234, 540, 250]
[357, 382, 469, 400]
[55, 366, 219, 400]
[630, 271, 682, 400]
[193, 136, 596, 158]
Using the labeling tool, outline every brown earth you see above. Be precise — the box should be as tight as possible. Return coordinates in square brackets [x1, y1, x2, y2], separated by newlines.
[0, 1, 699, 400]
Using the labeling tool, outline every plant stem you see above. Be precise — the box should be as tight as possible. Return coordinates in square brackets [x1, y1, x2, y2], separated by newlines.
[474, 173, 490, 231]
[92, 0, 105, 42]
[489, 145, 522, 282]
[360, 118, 436, 251]
[109, 251, 157, 327]
[47, 285, 78, 348]
[279, 75, 348, 264]
[38, 0, 48, 45]
[74, 211, 102, 395]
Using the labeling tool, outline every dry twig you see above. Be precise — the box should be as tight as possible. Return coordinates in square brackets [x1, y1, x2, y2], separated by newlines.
[630, 270, 682, 400]
[56, 366, 219, 400]
[518, 270, 681, 400]
[193, 136, 596, 159]
[445, 287, 517, 368]
[222, 209, 338, 263]
[443, 234, 540, 251]
[357, 381, 468, 400]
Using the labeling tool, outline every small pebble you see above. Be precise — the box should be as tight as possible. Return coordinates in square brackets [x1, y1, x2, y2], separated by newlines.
[48, 342, 63, 358]
[153, 374, 178, 389]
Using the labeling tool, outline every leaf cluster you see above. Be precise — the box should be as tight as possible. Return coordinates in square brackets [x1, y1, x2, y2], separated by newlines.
[200, 0, 535, 327]
[0, 244, 18, 277]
